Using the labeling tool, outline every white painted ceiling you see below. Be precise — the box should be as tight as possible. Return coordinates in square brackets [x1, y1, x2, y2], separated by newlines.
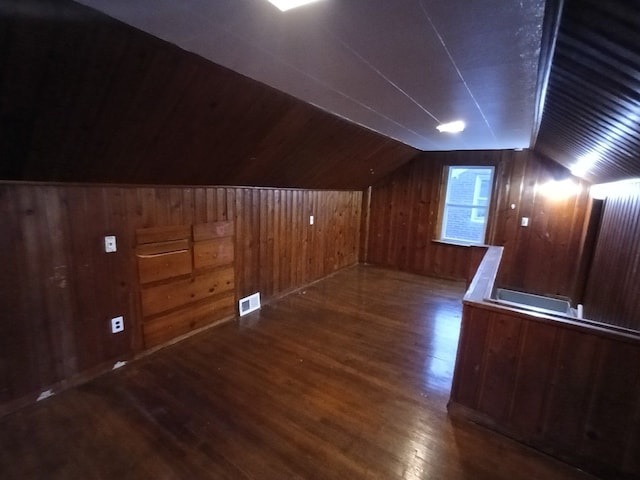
[75, 0, 546, 152]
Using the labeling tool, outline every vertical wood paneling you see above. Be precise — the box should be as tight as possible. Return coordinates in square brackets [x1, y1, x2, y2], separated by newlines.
[581, 342, 640, 468]
[543, 329, 601, 451]
[450, 302, 640, 479]
[450, 306, 491, 408]
[0, 183, 361, 413]
[508, 321, 558, 436]
[477, 313, 523, 423]
[366, 150, 590, 296]
[584, 182, 640, 331]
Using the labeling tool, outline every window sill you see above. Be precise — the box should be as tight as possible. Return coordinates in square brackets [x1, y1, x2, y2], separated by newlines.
[432, 239, 490, 248]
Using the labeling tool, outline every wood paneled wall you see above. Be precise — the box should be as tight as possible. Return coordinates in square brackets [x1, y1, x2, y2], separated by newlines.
[0, 0, 417, 189]
[450, 302, 640, 479]
[365, 149, 590, 297]
[583, 182, 640, 331]
[0, 183, 361, 413]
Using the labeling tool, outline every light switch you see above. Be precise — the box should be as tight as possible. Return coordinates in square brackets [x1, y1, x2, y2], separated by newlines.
[309, 215, 314, 225]
[104, 235, 117, 253]
[521, 217, 529, 227]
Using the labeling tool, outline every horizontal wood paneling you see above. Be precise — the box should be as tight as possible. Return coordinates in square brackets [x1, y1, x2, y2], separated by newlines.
[583, 182, 640, 331]
[0, 182, 361, 413]
[366, 149, 590, 297]
[450, 302, 640, 479]
[0, 0, 417, 189]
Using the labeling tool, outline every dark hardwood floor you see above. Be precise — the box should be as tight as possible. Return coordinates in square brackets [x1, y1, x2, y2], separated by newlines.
[0, 265, 597, 479]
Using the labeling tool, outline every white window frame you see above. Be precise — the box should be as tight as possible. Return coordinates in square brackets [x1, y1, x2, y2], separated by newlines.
[440, 165, 495, 245]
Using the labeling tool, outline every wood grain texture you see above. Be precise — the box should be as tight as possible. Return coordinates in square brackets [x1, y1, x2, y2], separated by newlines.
[0, 0, 417, 190]
[0, 265, 594, 480]
[366, 149, 590, 297]
[452, 244, 640, 479]
[451, 302, 640, 479]
[583, 181, 640, 331]
[0, 183, 361, 413]
[535, 0, 640, 184]
[136, 220, 236, 348]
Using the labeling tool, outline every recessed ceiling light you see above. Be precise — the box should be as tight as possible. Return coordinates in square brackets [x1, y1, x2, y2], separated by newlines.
[267, 0, 322, 11]
[436, 121, 465, 133]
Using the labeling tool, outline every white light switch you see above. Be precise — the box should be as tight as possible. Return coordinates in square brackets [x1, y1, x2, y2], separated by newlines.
[309, 215, 314, 225]
[104, 235, 117, 253]
[521, 217, 529, 227]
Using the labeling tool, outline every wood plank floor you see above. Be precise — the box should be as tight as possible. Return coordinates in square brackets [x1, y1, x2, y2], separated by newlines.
[0, 265, 597, 479]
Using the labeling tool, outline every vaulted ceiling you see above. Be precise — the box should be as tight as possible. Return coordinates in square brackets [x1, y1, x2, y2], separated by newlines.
[75, 0, 546, 153]
[2, 0, 639, 187]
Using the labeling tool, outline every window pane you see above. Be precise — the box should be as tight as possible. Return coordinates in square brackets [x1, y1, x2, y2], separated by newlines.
[441, 166, 494, 244]
[443, 206, 486, 243]
[446, 168, 475, 206]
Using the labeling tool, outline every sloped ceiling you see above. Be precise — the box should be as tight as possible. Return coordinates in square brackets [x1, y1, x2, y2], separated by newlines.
[74, 0, 546, 152]
[4, 0, 637, 188]
[0, 0, 418, 189]
[535, 0, 640, 184]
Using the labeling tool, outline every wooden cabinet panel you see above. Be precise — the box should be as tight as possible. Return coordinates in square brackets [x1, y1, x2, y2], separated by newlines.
[193, 238, 234, 271]
[135, 225, 191, 245]
[142, 295, 235, 349]
[137, 249, 192, 284]
[193, 221, 233, 241]
[141, 266, 234, 318]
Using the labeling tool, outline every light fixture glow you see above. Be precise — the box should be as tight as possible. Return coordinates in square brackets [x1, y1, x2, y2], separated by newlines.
[267, 0, 322, 11]
[537, 178, 581, 201]
[590, 178, 640, 200]
[571, 152, 600, 177]
[436, 120, 465, 133]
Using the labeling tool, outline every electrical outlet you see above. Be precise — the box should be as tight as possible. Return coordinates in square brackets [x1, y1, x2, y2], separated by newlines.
[111, 316, 124, 334]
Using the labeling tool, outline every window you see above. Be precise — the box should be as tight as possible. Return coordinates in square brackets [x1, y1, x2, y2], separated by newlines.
[440, 166, 494, 244]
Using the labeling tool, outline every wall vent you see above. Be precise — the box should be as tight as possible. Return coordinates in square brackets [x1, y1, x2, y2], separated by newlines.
[239, 292, 261, 316]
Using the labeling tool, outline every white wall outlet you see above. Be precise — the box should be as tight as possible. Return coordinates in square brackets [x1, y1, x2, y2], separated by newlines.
[104, 235, 117, 253]
[111, 316, 124, 333]
[309, 215, 314, 225]
[521, 217, 529, 227]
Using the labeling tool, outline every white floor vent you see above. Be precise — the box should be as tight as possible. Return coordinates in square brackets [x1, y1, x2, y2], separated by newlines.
[239, 292, 261, 316]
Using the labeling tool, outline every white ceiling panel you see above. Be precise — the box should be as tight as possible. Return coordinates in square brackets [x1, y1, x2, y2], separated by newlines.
[75, 0, 546, 151]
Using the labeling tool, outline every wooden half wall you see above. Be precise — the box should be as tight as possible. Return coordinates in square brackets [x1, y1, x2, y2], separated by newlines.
[365, 149, 591, 298]
[0, 182, 361, 413]
[450, 246, 640, 479]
